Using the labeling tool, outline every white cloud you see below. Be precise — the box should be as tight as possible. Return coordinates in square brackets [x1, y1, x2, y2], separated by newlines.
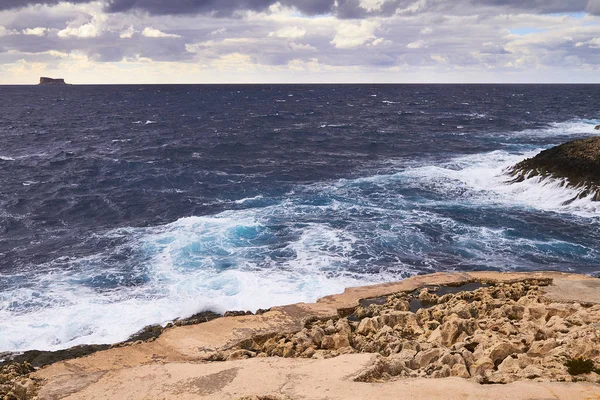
[58, 14, 106, 38]
[430, 54, 448, 63]
[575, 37, 600, 48]
[120, 26, 135, 39]
[331, 20, 380, 49]
[269, 26, 306, 39]
[359, 0, 386, 12]
[213, 53, 256, 70]
[406, 39, 427, 49]
[210, 28, 227, 36]
[1, 1, 600, 84]
[22, 27, 48, 36]
[290, 42, 317, 51]
[141, 27, 181, 38]
[370, 37, 391, 46]
[0, 26, 19, 37]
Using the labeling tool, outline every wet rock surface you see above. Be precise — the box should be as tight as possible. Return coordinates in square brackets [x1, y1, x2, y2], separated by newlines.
[212, 280, 600, 385]
[509, 137, 600, 201]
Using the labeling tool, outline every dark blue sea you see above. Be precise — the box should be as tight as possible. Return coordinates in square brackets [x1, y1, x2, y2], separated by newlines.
[1, 84, 599, 352]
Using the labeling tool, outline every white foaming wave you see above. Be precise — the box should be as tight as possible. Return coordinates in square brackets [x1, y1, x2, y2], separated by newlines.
[402, 149, 600, 216]
[3, 144, 599, 352]
[514, 118, 600, 138]
[0, 156, 15, 161]
[234, 195, 264, 204]
[0, 211, 398, 352]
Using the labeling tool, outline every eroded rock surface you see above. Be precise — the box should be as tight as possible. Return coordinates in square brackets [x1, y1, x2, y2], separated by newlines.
[213, 280, 600, 385]
[0, 362, 39, 400]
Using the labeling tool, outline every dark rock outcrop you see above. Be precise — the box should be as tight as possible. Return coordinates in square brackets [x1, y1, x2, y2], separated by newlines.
[38, 77, 67, 85]
[509, 137, 600, 201]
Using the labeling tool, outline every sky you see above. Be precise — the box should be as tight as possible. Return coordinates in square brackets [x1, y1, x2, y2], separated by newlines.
[0, 0, 599, 83]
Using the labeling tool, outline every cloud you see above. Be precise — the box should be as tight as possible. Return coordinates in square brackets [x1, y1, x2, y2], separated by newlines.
[210, 28, 227, 35]
[57, 13, 106, 38]
[1, 0, 600, 84]
[104, 0, 337, 16]
[406, 39, 427, 49]
[1, 0, 600, 18]
[22, 27, 48, 36]
[141, 27, 181, 38]
[0, 26, 19, 37]
[119, 26, 134, 38]
[331, 20, 380, 48]
[0, 0, 92, 12]
[269, 26, 306, 38]
[289, 42, 317, 51]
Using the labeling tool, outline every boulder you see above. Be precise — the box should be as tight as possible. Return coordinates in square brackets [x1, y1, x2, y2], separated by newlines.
[469, 357, 494, 377]
[226, 349, 256, 361]
[411, 348, 445, 369]
[418, 289, 438, 306]
[357, 318, 380, 336]
[429, 316, 462, 347]
[528, 339, 558, 357]
[488, 342, 523, 365]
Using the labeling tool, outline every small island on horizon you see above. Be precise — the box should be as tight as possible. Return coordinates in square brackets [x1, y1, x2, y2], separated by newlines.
[38, 77, 68, 85]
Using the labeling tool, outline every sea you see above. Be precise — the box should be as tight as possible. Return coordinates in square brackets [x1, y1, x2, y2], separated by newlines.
[0, 84, 599, 353]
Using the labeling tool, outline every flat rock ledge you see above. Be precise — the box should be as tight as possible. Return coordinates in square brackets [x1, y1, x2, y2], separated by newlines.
[3, 271, 600, 400]
[509, 137, 600, 201]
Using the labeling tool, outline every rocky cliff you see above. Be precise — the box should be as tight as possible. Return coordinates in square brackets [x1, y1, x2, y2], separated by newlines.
[38, 77, 67, 85]
[509, 136, 600, 201]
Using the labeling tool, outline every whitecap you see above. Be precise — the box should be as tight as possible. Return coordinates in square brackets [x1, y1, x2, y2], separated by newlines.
[234, 195, 264, 204]
[512, 118, 600, 138]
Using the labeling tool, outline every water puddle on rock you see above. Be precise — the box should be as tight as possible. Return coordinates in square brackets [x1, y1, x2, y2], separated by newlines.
[349, 282, 487, 321]
[409, 282, 486, 313]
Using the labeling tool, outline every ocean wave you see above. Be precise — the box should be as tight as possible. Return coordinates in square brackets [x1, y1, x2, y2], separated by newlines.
[1, 147, 598, 352]
[513, 118, 600, 138]
[379, 149, 600, 217]
[0, 210, 406, 352]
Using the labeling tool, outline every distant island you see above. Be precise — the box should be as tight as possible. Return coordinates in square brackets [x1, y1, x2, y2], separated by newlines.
[38, 77, 68, 85]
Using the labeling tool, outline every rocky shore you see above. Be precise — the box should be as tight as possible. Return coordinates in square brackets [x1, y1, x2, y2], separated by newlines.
[2, 271, 599, 399]
[213, 279, 600, 385]
[509, 136, 600, 201]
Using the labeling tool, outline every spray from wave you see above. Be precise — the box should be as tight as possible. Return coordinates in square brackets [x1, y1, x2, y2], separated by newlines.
[1, 143, 598, 352]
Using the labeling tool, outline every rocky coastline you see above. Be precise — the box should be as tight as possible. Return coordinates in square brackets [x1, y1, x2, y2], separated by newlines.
[2, 271, 599, 399]
[214, 278, 600, 385]
[509, 136, 600, 201]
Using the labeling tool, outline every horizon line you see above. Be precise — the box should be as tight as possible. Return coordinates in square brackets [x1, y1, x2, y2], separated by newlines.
[3, 82, 600, 86]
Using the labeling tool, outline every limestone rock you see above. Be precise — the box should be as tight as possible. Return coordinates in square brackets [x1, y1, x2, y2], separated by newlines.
[469, 357, 494, 377]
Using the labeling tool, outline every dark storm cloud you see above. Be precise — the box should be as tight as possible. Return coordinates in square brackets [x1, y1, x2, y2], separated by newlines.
[106, 0, 336, 16]
[104, 0, 600, 17]
[476, 0, 589, 13]
[0, 0, 337, 15]
[1, 0, 599, 16]
[0, 0, 91, 11]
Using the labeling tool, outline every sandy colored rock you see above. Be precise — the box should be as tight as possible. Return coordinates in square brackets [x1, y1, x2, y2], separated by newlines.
[24, 271, 600, 399]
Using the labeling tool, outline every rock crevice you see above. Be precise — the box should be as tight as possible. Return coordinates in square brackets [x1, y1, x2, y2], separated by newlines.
[212, 280, 600, 385]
